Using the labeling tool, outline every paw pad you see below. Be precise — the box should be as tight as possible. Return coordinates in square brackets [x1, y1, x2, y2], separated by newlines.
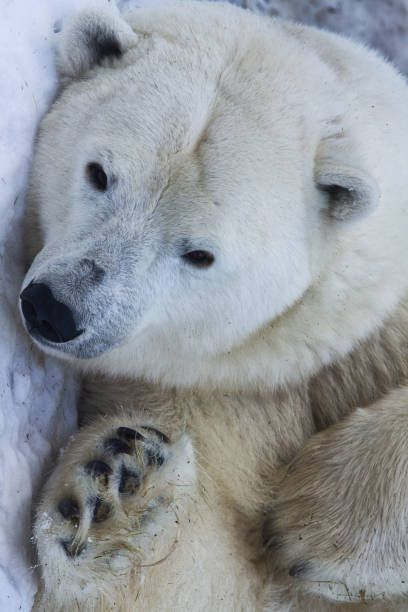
[85, 460, 112, 487]
[117, 426, 145, 442]
[58, 498, 80, 520]
[119, 465, 141, 495]
[92, 496, 113, 523]
[145, 446, 165, 467]
[104, 437, 132, 455]
[53, 423, 174, 563]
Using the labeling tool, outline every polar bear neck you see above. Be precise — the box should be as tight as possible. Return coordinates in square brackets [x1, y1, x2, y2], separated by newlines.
[209, 245, 408, 392]
[213, 247, 408, 392]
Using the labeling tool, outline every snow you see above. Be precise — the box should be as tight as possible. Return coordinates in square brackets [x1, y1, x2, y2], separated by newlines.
[1, 0, 407, 610]
[253, 0, 408, 75]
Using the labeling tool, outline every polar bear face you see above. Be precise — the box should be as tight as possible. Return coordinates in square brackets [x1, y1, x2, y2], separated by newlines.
[20, 6, 378, 383]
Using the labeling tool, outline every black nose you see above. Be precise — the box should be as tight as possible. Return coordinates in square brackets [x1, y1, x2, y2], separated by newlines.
[20, 282, 82, 343]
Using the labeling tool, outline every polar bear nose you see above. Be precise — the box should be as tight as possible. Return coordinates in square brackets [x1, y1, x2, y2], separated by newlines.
[20, 282, 82, 343]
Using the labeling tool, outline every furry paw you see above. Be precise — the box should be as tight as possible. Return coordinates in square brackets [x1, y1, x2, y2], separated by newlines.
[264, 488, 387, 604]
[264, 413, 408, 603]
[34, 419, 195, 605]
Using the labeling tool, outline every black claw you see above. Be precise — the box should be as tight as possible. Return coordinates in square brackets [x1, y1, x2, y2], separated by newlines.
[117, 426, 145, 442]
[61, 539, 86, 558]
[104, 438, 132, 455]
[145, 446, 165, 467]
[119, 465, 141, 495]
[85, 460, 113, 480]
[58, 498, 80, 520]
[289, 560, 311, 577]
[264, 534, 283, 549]
[92, 496, 112, 523]
[141, 425, 170, 444]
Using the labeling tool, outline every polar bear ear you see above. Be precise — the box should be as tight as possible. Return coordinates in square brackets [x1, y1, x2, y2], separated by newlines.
[315, 137, 380, 224]
[57, 9, 138, 80]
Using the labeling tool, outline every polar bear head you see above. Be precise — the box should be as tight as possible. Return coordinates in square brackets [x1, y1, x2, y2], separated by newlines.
[21, 3, 395, 389]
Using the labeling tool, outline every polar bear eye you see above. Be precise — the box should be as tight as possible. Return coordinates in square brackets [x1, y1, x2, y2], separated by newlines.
[86, 162, 108, 191]
[182, 250, 215, 268]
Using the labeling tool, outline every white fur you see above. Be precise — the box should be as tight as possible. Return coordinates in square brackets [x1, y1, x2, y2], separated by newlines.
[22, 2, 408, 610]
[25, 3, 408, 390]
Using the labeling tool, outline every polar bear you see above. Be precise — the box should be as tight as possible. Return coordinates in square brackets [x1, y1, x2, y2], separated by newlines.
[20, 1, 408, 610]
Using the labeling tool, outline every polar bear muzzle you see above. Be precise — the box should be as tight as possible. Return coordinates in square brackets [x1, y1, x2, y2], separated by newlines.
[20, 281, 83, 344]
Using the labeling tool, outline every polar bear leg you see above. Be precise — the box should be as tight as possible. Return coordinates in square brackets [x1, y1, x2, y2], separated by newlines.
[265, 386, 408, 604]
[32, 415, 196, 611]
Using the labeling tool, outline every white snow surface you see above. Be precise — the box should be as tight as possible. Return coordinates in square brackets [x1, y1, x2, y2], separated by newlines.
[1, 0, 407, 609]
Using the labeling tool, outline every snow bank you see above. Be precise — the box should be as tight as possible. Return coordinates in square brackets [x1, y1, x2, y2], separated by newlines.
[1, 2, 111, 609]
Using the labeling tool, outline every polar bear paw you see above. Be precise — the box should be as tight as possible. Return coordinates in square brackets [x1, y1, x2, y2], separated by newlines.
[34, 420, 195, 606]
[263, 418, 408, 605]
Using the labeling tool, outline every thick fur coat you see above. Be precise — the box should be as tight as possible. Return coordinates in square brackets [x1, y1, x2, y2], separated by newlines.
[20, 2, 408, 610]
